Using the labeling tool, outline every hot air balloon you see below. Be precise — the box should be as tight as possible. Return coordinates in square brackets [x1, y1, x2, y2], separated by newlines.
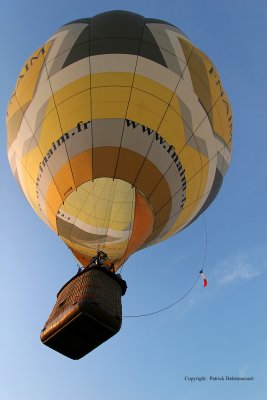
[7, 10, 232, 359]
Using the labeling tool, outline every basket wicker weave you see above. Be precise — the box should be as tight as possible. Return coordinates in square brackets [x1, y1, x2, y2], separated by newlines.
[40, 267, 126, 359]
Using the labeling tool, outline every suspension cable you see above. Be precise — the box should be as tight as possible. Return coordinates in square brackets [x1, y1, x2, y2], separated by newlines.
[123, 214, 208, 318]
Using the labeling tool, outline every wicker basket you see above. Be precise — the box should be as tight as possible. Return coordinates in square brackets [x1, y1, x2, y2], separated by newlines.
[40, 267, 126, 359]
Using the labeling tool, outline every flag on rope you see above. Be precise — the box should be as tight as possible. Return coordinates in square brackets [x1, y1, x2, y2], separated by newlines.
[199, 270, 208, 287]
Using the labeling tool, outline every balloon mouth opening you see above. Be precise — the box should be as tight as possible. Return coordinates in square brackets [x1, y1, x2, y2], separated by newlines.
[56, 177, 154, 268]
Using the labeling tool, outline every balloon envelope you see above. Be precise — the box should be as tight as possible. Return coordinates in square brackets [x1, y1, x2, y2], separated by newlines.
[7, 11, 232, 269]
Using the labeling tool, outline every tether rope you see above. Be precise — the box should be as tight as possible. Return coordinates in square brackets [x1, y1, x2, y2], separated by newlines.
[123, 214, 208, 318]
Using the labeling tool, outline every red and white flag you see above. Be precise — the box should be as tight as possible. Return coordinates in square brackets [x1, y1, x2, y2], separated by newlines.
[199, 270, 208, 287]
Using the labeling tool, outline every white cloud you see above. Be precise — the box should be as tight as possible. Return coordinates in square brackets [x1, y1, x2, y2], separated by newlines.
[217, 256, 262, 285]
[154, 249, 266, 322]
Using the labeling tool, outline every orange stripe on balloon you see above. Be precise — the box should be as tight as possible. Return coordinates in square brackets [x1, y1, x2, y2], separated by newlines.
[116, 190, 154, 269]
[70, 149, 93, 187]
[70, 248, 93, 267]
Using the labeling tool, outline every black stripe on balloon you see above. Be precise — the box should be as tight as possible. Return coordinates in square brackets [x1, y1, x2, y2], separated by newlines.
[62, 12, 167, 70]
[62, 25, 90, 68]
[187, 168, 223, 226]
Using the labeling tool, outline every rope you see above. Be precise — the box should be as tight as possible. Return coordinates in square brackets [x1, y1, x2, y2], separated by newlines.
[123, 273, 200, 318]
[123, 213, 208, 318]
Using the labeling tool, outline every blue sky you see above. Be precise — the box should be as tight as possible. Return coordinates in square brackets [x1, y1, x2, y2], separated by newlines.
[0, 1, 266, 399]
